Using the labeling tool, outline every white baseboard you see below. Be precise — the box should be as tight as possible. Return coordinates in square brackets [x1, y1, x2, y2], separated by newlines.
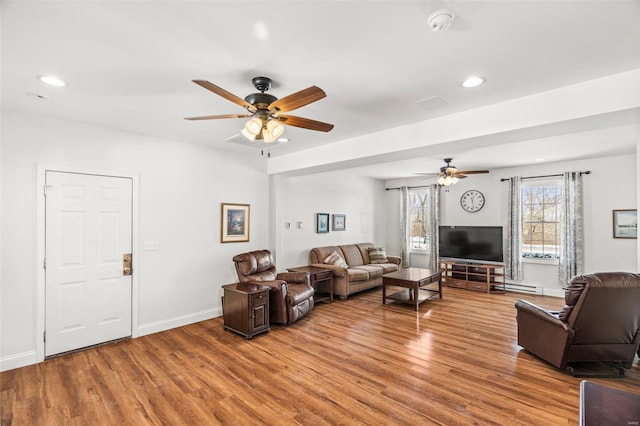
[541, 288, 565, 298]
[137, 307, 222, 337]
[0, 350, 38, 372]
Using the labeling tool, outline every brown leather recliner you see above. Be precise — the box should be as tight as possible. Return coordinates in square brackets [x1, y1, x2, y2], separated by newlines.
[233, 250, 314, 325]
[515, 272, 640, 376]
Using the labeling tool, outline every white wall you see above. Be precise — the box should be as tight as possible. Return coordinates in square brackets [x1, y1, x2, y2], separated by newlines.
[1, 110, 270, 370]
[272, 171, 387, 269]
[385, 154, 638, 297]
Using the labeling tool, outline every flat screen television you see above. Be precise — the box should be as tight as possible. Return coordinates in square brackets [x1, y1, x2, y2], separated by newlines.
[438, 225, 504, 264]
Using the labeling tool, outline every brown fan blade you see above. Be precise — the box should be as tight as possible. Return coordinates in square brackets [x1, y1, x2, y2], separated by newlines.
[192, 80, 257, 113]
[268, 86, 326, 113]
[275, 115, 334, 132]
[184, 114, 250, 121]
[456, 170, 490, 175]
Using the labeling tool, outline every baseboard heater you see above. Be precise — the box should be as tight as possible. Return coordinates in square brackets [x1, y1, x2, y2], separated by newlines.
[504, 282, 543, 295]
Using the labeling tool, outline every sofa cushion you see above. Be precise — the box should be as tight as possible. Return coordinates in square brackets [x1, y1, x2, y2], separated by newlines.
[347, 268, 369, 282]
[376, 262, 399, 274]
[339, 244, 365, 267]
[310, 246, 342, 264]
[355, 264, 384, 278]
[367, 247, 388, 264]
[324, 251, 348, 268]
[356, 243, 376, 263]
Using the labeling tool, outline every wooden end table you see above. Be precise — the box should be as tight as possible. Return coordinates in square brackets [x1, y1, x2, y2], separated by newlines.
[580, 380, 640, 425]
[222, 283, 270, 339]
[382, 268, 442, 311]
[287, 265, 334, 303]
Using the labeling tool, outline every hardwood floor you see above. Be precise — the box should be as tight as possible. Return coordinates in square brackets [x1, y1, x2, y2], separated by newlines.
[2, 287, 639, 425]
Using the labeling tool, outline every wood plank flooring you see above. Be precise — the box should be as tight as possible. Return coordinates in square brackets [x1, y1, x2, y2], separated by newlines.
[2, 287, 639, 425]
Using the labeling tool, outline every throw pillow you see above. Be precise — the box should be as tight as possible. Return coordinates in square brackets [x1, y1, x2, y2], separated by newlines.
[323, 251, 348, 268]
[368, 247, 388, 264]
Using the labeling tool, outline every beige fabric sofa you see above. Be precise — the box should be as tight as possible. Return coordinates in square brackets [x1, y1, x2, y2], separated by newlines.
[309, 243, 401, 300]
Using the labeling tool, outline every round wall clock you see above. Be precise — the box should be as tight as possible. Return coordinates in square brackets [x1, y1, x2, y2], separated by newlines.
[460, 190, 485, 212]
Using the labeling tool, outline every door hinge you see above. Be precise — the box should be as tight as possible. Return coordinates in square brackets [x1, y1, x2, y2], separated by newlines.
[43, 331, 46, 343]
[123, 253, 132, 276]
[43, 185, 53, 196]
[43, 258, 46, 269]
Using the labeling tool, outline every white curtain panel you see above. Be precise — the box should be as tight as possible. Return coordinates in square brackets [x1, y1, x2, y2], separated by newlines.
[559, 172, 584, 285]
[426, 184, 440, 270]
[400, 186, 410, 267]
[506, 177, 523, 280]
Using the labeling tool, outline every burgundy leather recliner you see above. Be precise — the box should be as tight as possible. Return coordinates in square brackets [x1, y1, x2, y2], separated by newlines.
[233, 250, 314, 325]
[515, 272, 640, 376]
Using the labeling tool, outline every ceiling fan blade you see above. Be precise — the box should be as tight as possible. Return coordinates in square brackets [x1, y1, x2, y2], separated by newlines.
[275, 115, 334, 132]
[413, 173, 439, 176]
[456, 170, 490, 175]
[268, 86, 326, 113]
[184, 114, 250, 121]
[192, 80, 257, 113]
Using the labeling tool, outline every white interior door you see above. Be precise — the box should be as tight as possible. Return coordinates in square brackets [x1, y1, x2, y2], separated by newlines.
[45, 171, 133, 357]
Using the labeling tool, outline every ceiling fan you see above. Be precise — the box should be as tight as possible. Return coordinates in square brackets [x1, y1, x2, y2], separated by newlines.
[415, 158, 489, 186]
[185, 76, 334, 143]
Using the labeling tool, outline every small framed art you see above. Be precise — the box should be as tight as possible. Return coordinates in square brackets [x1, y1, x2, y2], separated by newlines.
[613, 209, 637, 239]
[332, 214, 346, 231]
[316, 213, 330, 233]
[221, 203, 250, 243]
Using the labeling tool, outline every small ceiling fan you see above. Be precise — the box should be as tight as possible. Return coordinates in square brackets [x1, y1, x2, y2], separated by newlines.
[415, 158, 489, 186]
[185, 76, 334, 143]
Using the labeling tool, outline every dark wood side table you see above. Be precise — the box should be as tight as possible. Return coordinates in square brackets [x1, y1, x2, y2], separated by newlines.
[222, 282, 270, 339]
[580, 380, 640, 425]
[287, 266, 334, 303]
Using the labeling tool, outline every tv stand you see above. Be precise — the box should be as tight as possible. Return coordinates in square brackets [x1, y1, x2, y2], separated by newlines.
[440, 261, 505, 294]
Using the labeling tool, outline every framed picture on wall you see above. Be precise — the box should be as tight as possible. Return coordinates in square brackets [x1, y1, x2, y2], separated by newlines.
[221, 203, 250, 243]
[613, 209, 637, 239]
[316, 213, 330, 233]
[332, 214, 346, 231]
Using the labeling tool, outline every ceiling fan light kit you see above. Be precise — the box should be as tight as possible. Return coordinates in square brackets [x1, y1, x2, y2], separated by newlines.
[244, 117, 263, 135]
[415, 158, 489, 186]
[438, 175, 459, 186]
[185, 76, 333, 149]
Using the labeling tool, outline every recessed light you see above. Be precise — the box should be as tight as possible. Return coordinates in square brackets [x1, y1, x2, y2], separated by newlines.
[38, 75, 67, 87]
[277, 137, 289, 143]
[535, 158, 545, 162]
[462, 76, 485, 88]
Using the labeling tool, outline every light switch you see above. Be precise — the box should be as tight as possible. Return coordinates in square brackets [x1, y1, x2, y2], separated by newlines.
[144, 241, 159, 251]
[297, 221, 303, 229]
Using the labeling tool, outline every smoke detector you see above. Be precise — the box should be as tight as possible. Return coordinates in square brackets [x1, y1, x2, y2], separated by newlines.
[428, 9, 456, 32]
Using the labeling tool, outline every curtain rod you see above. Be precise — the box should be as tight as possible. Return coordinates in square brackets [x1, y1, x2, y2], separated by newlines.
[500, 171, 591, 182]
[385, 185, 432, 191]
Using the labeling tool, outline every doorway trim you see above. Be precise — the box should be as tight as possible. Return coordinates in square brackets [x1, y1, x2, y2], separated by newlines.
[36, 164, 140, 363]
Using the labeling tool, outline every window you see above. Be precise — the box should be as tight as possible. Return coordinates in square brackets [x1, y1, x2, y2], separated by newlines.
[522, 179, 561, 260]
[409, 189, 430, 251]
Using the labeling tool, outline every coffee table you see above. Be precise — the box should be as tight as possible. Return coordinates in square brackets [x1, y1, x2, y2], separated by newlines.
[382, 268, 442, 311]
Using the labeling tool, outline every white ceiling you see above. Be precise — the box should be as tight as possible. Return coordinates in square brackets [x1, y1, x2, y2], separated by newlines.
[2, 1, 639, 179]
